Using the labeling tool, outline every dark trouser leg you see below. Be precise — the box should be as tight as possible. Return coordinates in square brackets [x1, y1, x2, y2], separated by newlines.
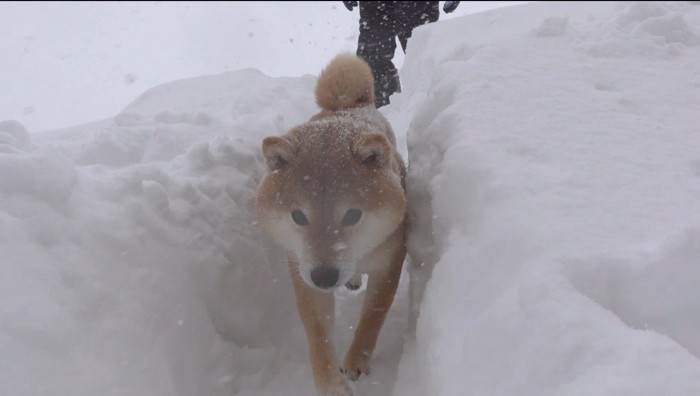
[396, 1, 440, 53]
[397, 31, 410, 53]
[357, 1, 399, 108]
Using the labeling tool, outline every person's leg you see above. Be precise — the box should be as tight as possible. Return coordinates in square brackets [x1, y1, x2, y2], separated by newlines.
[397, 31, 409, 53]
[396, 1, 439, 53]
[357, 1, 399, 107]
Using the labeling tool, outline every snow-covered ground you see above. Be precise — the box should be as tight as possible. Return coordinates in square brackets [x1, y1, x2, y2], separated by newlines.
[2, 1, 700, 396]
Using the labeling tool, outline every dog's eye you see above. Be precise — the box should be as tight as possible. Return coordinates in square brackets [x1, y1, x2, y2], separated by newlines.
[291, 210, 309, 226]
[341, 209, 362, 227]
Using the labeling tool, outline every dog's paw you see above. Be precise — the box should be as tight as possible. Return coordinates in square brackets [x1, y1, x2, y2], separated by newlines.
[340, 353, 370, 381]
[345, 274, 362, 291]
[324, 374, 354, 396]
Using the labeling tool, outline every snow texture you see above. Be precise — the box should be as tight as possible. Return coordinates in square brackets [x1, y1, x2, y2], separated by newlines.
[2, 2, 700, 396]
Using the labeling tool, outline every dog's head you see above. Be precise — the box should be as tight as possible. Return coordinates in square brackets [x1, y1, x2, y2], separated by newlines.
[255, 119, 406, 291]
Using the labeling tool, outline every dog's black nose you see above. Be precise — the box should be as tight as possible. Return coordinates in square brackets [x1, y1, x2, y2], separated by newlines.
[310, 267, 340, 289]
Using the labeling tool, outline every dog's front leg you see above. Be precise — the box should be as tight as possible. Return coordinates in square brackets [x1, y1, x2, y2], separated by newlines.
[342, 234, 406, 381]
[289, 263, 352, 396]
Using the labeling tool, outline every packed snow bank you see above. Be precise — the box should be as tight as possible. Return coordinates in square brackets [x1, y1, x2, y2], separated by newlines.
[2, 64, 407, 396]
[394, 1, 700, 395]
[0, 69, 320, 395]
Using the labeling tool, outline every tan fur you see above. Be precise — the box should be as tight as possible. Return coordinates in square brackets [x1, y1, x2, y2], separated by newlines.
[255, 54, 407, 396]
[315, 52, 375, 111]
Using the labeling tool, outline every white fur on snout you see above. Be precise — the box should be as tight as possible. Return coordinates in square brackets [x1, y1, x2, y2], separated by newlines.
[333, 242, 348, 252]
[347, 208, 402, 271]
[261, 208, 396, 291]
[299, 209, 401, 289]
[298, 244, 352, 291]
[261, 209, 308, 273]
[298, 261, 315, 288]
[301, 259, 356, 292]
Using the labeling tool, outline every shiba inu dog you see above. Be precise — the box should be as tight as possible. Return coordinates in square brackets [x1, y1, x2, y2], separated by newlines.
[255, 53, 407, 396]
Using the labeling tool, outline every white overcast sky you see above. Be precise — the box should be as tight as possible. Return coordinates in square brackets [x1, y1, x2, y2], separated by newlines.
[2, 1, 526, 131]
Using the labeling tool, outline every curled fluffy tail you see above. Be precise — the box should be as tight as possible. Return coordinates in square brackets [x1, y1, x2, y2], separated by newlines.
[315, 53, 375, 111]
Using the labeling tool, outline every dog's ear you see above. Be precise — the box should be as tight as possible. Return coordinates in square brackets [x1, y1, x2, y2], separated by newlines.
[262, 136, 294, 171]
[354, 133, 391, 168]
